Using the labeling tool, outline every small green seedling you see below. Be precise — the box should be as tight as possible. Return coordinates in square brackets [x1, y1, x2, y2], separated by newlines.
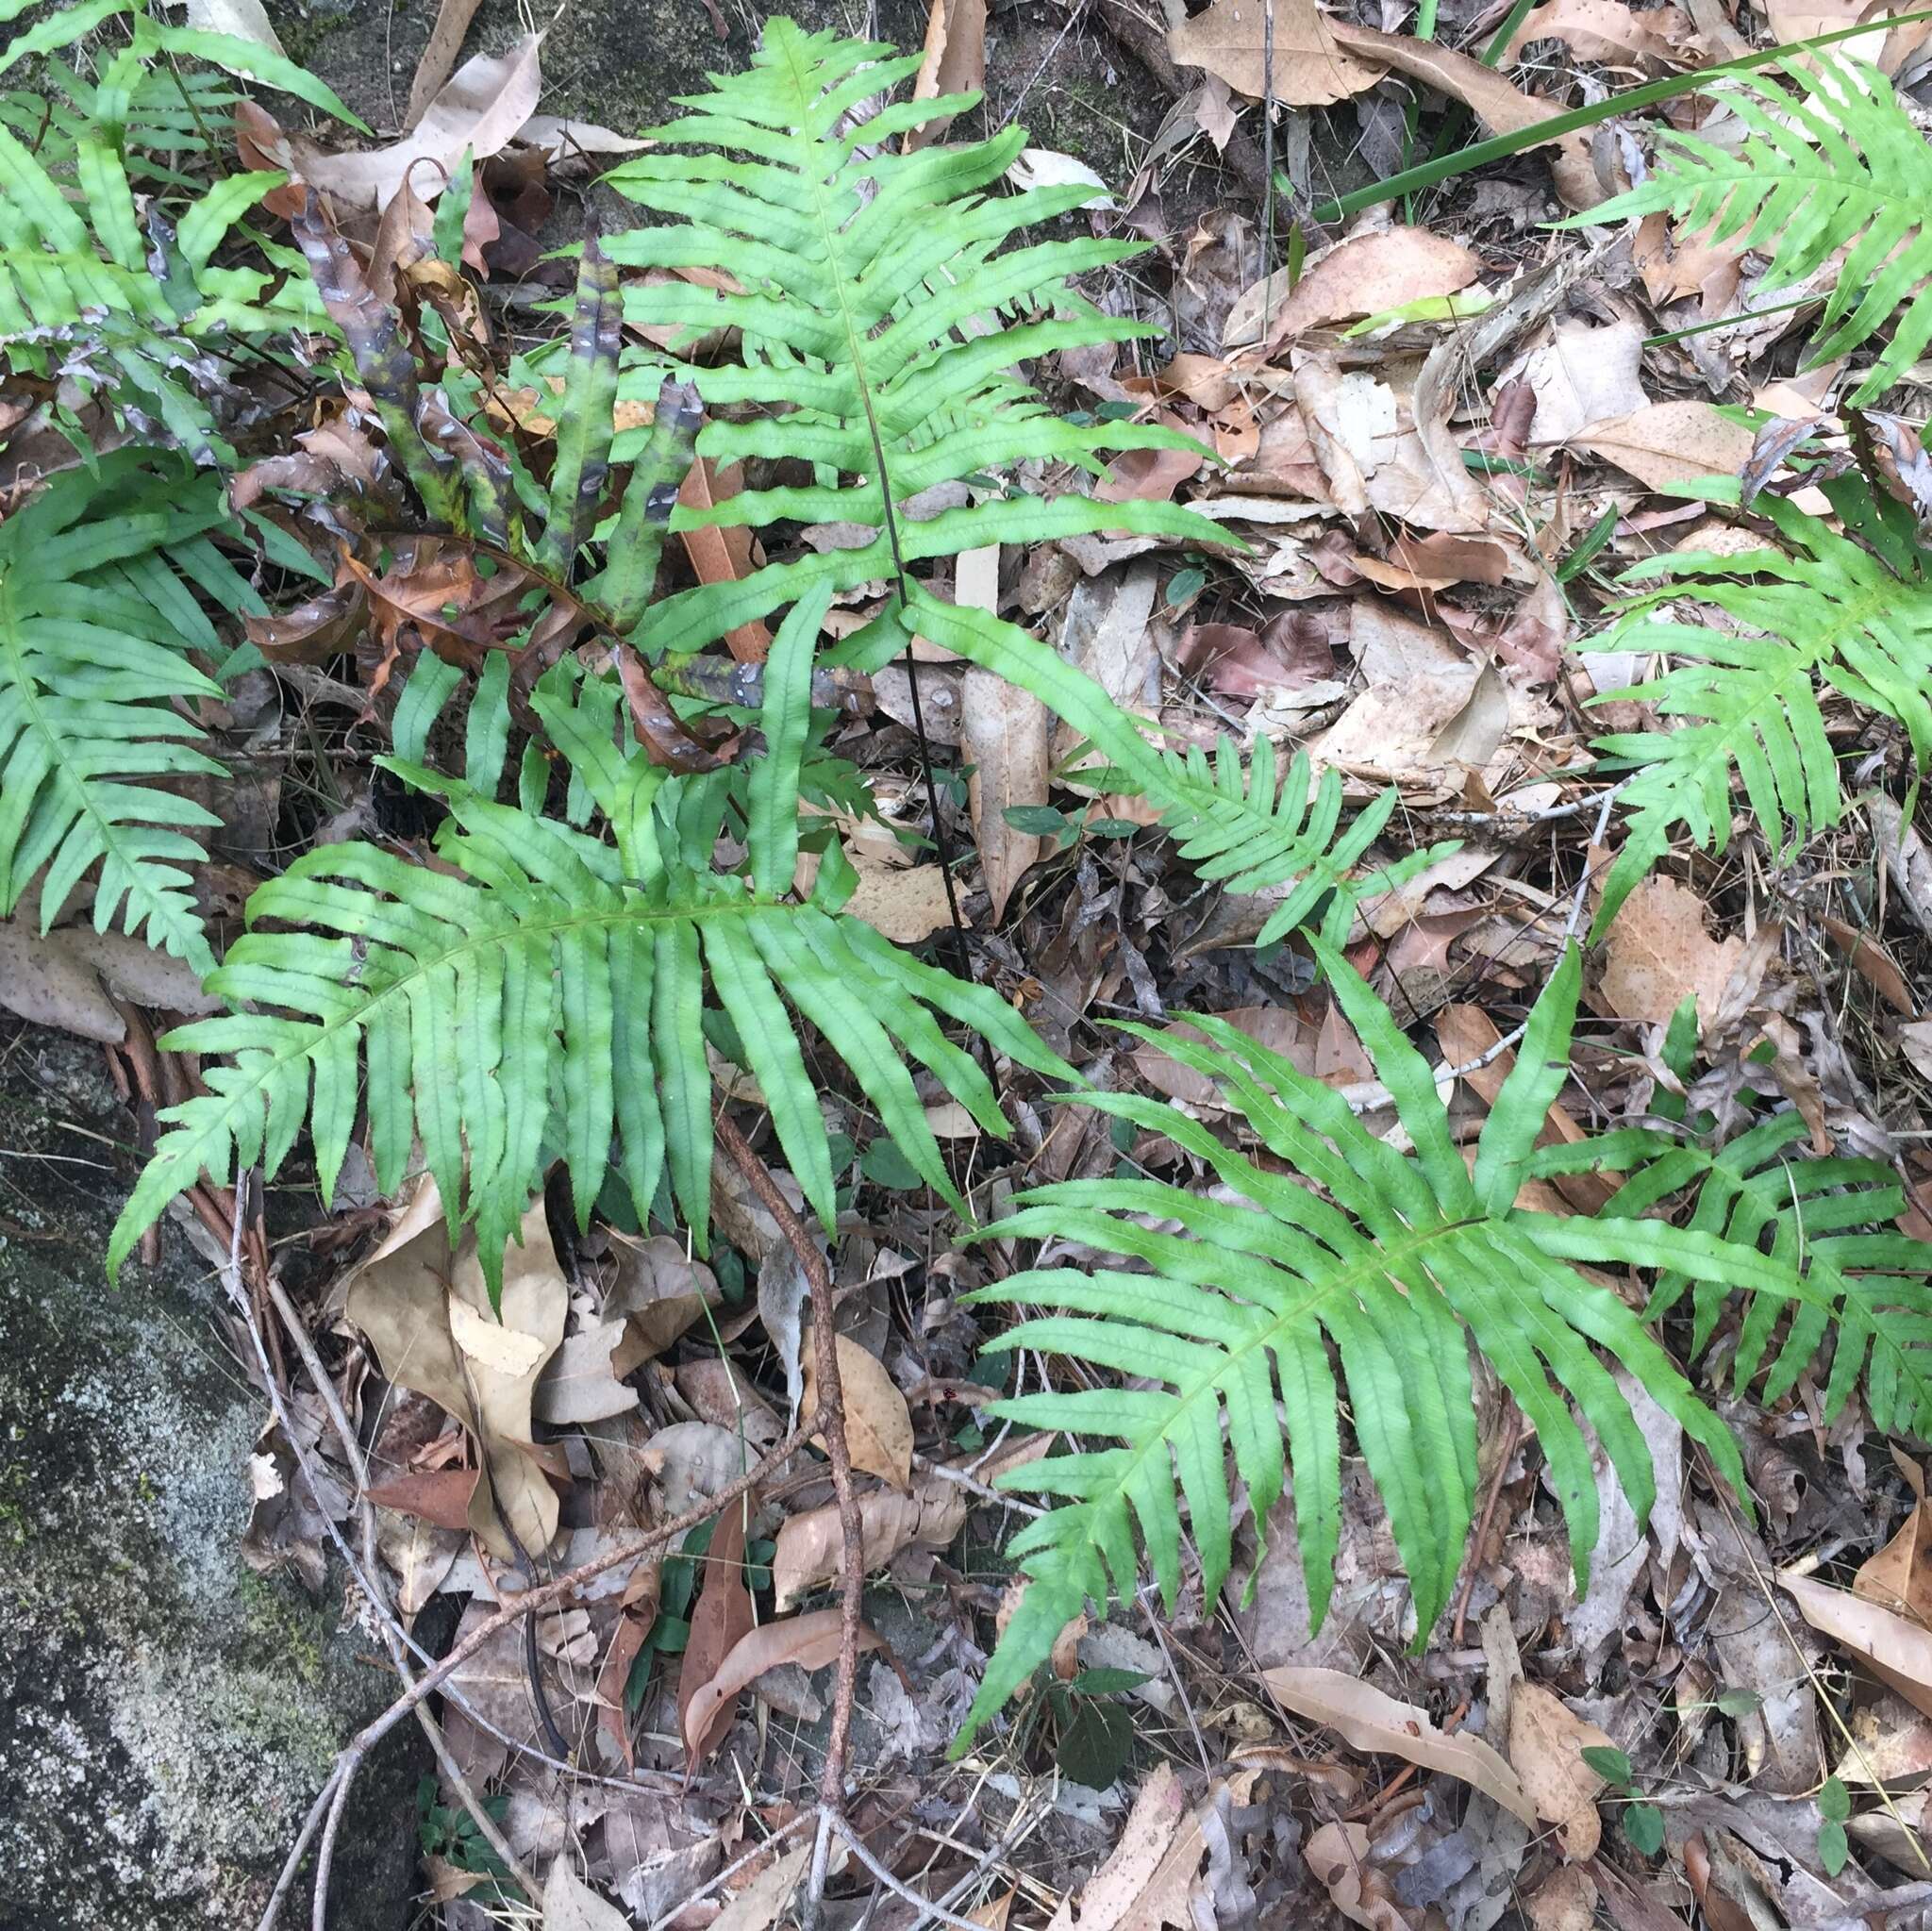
[1580, 1746, 1665, 1857]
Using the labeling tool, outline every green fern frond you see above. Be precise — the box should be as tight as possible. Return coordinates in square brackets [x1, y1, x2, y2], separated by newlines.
[1569, 53, 1932, 403]
[109, 591, 1076, 1288]
[1095, 738, 1462, 945]
[951, 944, 1819, 1747]
[0, 456, 264, 972]
[0, 3, 342, 457]
[597, 16, 1225, 672]
[1588, 479, 1932, 926]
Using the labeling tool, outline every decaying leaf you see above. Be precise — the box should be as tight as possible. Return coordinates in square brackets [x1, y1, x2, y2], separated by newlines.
[964, 664, 1053, 922]
[907, 0, 988, 147]
[345, 1180, 566, 1559]
[1782, 1567, 1932, 1722]
[678, 1608, 884, 1767]
[677, 1493, 755, 1763]
[543, 1856, 629, 1930]
[1168, 0, 1381, 106]
[1507, 1683, 1613, 1859]
[1253, 228, 1482, 353]
[1572, 402, 1756, 493]
[1263, 1666, 1539, 1824]
[803, 1333, 913, 1490]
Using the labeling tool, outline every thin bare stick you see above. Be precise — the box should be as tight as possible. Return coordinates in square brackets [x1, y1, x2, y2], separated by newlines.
[713, 1108, 866, 1930]
[829, 1816, 1001, 1931]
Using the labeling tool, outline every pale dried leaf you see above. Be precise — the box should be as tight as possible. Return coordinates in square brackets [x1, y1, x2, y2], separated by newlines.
[908, 0, 988, 149]
[1257, 227, 1481, 350]
[543, 1857, 629, 1930]
[711, 1843, 815, 1931]
[181, 0, 285, 52]
[532, 1320, 640, 1423]
[1170, 0, 1381, 105]
[804, 1334, 912, 1489]
[1599, 876, 1745, 1031]
[1573, 401, 1756, 493]
[1507, 1683, 1612, 1859]
[289, 35, 541, 208]
[1263, 1666, 1539, 1823]
[404, 0, 483, 129]
[1076, 1764, 1187, 1931]
[679, 1608, 883, 1761]
[1522, 320, 1648, 445]
[842, 860, 962, 944]
[1782, 1568, 1932, 1722]
[964, 665, 1052, 921]
[0, 919, 221, 1042]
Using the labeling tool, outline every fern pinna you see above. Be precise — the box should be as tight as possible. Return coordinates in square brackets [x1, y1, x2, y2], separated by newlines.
[108, 590, 1074, 1288]
[952, 944, 1834, 1747]
[1586, 470, 1932, 925]
[1573, 52, 1932, 404]
[0, 456, 265, 972]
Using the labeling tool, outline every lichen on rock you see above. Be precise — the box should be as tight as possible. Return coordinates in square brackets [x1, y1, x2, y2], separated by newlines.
[0, 1027, 422, 1930]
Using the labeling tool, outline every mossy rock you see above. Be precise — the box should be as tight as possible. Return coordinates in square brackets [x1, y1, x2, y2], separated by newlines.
[0, 1027, 423, 1930]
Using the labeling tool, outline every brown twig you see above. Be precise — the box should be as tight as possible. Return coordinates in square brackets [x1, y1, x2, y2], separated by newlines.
[1450, 1408, 1524, 1648]
[712, 1107, 866, 1930]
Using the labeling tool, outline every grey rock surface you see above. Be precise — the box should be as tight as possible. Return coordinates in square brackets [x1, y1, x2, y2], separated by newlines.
[0, 1025, 423, 1930]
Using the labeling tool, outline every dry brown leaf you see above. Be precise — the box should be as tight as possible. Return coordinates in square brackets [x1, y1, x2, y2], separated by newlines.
[804, 1334, 912, 1489]
[345, 1181, 566, 1559]
[772, 1438, 1048, 1609]
[1097, 442, 1207, 504]
[907, 0, 988, 147]
[1767, 0, 1901, 65]
[1502, 0, 1689, 64]
[1303, 1822, 1415, 1931]
[404, 0, 484, 130]
[1311, 601, 1507, 782]
[1573, 401, 1756, 493]
[1522, 320, 1649, 445]
[1856, 1457, 1932, 1621]
[677, 1495, 755, 1763]
[1508, 1682, 1613, 1859]
[1169, 0, 1381, 105]
[0, 919, 220, 1042]
[1820, 912, 1914, 1014]
[531, 1320, 640, 1423]
[678, 1608, 884, 1762]
[1782, 1568, 1932, 1721]
[604, 1229, 720, 1373]
[289, 35, 541, 208]
[842, 860, 964, 944]
[709, 1842, 815, 1931]
[543, 1857, 629, 1930]
[1331, 23, 1603, 208]
[1526, 1865, 1599, 1931]
[678, 458, 773, 663]
[1074, 1764, 1188, 1931]
[1598, 875, 1744, 1031]
[1257, 227, 1482, 351]
[1262, 1665, 1540, 1824]
[1634, 214, 1745, 309]
[964, 664, 1052, 922]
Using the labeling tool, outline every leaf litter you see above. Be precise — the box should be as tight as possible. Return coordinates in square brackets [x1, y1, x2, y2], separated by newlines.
[23, 0, 1932, 1922]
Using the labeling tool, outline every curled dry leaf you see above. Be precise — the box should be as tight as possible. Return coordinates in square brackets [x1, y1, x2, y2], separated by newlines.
[803, 1333, 913, 1489]
[603, 1229, 719, 1372]
[345, 1180, 566, 1558]
[772, 1438, 1050, 1609]
[1262, 1666, 1539, 1824]
[1501, 0, 1690, 66]
[1303, 1821, 1416, 1931]
[677, 1494, 755, 1763]
[288, 35, 542, 208]
[531, 1320, 640, 1424]
[1507, 1682, 1613, 1859]
[907, 0, 988, 148]
[679, 1608, 884, 1769]
[0, 920, 221, 1043]
[1253, 227, 1482, 354]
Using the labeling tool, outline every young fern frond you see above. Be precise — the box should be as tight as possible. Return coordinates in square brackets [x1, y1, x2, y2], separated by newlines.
[0, 456, 264, 972]
[1588, 476, 1932, 926]
[1571, 53, 1932, 403]
[598, 17, 1225, 680]
[109, 591, 1076, 1290]
[953, 944, 1819, 1748]
[1096, 739, 1463, 945]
